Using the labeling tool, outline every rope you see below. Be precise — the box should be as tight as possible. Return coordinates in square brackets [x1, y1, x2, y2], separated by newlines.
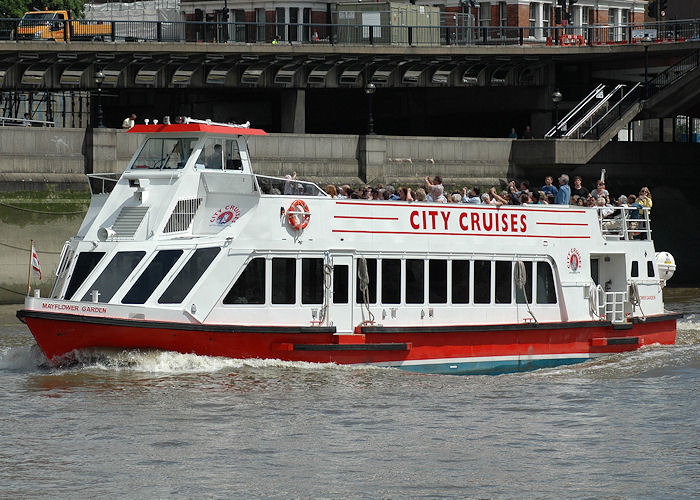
[0, 201, 87, 215]
[514, 261, 537, 325]
[357, 257, 375, 325]
[317, 252, 333, 326]
[0, 285, 27, 297]
[0, 241, 62, 254]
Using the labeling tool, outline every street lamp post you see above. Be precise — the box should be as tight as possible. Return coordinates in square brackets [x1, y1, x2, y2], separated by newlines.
[365, 82, 376, 135]
[94, 70, 105, 128]
[551, 89, 563, 138]
[642, 33, 652, 98]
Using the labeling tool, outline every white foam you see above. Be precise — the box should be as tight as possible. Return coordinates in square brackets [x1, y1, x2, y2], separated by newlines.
[0, 345, 46, 371]
[71, 348, 387, 374]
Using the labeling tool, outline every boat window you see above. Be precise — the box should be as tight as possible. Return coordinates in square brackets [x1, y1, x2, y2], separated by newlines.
[131, 138, 198, 170]
[536, 262, 557, 304]
[495, 261, 512, 304]
[356, 258, 377, 304]
[429, 260, 447, 304]
[223, 257, 265, 304]
[515, 261, 534, 304]
[631, 261, 639, 278]
[198, 138, 242, 170]
[122, 250, 183, 304]
[65, 251, 106, 300]
[82, 251, 146, 303]
[272, 258, 296, 304]
[405, 259, 424, 304]
[452, 260, 470, 304]
[647, 260, 655, 278]
[381, 259, 401, 304]
[302, 258, 324, 304]
[474, 260, 491, 304]
[333, 264, 349, 304]
[158, 247, 220, 304]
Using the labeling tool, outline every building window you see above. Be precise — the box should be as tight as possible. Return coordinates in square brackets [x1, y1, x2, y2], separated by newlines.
[223, 257, 265, 304]
[480, 2, 491, 27]
[275, 7, 285, 40]
[256, 8, 265, 42]
[499, 1, 507, 27]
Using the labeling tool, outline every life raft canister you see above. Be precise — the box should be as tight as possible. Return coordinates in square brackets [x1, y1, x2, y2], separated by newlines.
[287, 199, 310, 230]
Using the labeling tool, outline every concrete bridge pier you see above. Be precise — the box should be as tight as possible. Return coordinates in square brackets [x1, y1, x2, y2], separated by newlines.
[281, 89, 306, 133]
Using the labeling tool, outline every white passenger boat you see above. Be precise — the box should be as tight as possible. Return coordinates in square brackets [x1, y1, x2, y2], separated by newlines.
[17, 118, 680, 374]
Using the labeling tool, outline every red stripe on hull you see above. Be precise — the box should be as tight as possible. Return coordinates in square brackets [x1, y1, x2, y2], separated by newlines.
[22, 314, 677, 367]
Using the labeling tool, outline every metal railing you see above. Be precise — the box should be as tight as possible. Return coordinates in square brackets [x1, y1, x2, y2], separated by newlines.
[646, 49, 700, 100]
[1, 17, 698, 47]
[597, 206, 651, 241]
[87, 173, 120, 195]
[0, 116, 55, 127]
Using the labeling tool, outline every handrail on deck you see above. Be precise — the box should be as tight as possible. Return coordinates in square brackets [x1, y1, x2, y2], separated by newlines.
[597, 206, 651, 241]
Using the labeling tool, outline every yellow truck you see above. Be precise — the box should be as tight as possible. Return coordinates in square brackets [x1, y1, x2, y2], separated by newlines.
[17, 10, 112, 41]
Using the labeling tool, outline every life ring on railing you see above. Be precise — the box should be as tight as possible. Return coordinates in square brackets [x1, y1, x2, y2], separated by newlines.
[287, 199, 310, 230]
[576, 37, 583, 46]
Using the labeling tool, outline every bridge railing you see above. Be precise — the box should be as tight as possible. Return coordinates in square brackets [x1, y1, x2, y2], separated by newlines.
[1, 17, 699, 47]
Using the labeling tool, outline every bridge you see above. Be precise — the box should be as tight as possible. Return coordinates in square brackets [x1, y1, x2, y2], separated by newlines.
[1, 18, 699, 140]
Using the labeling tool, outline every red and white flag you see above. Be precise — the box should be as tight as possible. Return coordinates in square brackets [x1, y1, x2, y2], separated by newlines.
[31, 242, 42, 280]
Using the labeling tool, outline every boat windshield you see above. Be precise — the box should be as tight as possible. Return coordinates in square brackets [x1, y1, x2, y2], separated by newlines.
[131, 137, 199, 170]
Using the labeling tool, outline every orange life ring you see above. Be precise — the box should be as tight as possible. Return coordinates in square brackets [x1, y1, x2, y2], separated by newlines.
[287, 199, 310, 230]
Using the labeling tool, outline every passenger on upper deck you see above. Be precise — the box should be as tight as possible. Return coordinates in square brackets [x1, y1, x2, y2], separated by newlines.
[638, 187, 653, 210]
[555, 174, 570, 205]
[592, 181, 610, 204]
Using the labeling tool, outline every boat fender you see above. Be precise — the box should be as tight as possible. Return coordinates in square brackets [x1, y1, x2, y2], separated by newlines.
[589, 284, 602, 319]
[287, 199, 310, 231]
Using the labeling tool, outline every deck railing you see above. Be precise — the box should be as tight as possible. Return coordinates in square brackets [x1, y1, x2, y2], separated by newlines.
[597, 206, 651, 241]
[1, 17, 698, 47]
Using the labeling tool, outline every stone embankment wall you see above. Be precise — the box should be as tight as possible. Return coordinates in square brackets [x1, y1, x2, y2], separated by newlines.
[0, 127, 517, 191]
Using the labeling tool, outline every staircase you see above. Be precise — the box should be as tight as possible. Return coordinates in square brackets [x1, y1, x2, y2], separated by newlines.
[514, 49, 700, 167]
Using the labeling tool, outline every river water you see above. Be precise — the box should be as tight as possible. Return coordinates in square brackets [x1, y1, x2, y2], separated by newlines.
[1, 290, 698, 498]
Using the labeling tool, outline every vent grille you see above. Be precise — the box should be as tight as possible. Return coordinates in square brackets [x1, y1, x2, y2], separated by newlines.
[112, 206, 149, 239]
[164, 198, 202, 233]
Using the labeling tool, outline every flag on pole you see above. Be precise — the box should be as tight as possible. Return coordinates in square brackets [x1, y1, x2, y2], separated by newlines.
[31, 242, 42, 280]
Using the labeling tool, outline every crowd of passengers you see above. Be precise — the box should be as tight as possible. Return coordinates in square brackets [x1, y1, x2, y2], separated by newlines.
[323, 174, 653, 214]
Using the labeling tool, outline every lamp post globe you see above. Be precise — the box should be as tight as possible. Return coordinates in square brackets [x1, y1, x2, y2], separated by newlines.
[642, 34, 652, 97]
[94, 70, 105, 128]
[365, 82, 376, 135]
[551, 89, 563, 137]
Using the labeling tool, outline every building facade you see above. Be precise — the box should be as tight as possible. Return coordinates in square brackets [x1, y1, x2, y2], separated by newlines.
[178, 0, 649, 43]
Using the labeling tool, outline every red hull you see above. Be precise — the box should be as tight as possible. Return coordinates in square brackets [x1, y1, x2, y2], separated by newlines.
[17, 309, 679, 373]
